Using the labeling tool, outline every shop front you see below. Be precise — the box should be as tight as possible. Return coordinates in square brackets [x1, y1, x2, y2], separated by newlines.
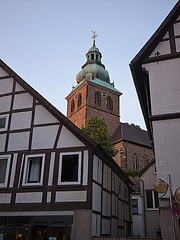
[0, 215, 73, 240]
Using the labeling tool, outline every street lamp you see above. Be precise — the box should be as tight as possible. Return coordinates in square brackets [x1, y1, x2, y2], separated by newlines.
[154, 177, 168, 195]
[174, 186, 180, 204]
[154, 174, 179, 240]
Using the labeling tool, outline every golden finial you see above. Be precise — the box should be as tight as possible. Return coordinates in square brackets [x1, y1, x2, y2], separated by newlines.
[91, 31, 97, 43]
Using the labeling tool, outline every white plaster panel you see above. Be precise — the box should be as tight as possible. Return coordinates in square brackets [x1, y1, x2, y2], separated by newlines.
[93, 155, 98, 181]
[163, 32, 169, 39]
[55, 191, 87, 202]
[47, 192, 51, 202]
[34, 105, 59, 124]
[153, 119, 180, 194]
[15, 82, 25, 92]
[9, 154, 18, 188]
[92, 183, 101, 212]
[0, 95, 11, 112]
[111, 218, 118, 237]
[13, 93, 33, 110]
[103, 164, 111, 191]
[175, 38, 180, 52]
[0, 67, 9, 77]
[0, 78, 13, 94]
[32, 125, 59, 149]
[98, 159, 102, 184]
[48, 152, 55, 186]
[0, 193, 11, 204]
[149, 41, 170, 58]
[57, 125, 85, 148]
[8, 132, 30, 151]
[0, 134, 6, 152]
[15, 192, 43, 203]
[174, 22, 180, 36]
[92, 214, 101, 236]
[83, 150, 88, 185]
[10, 111, 32, 130]
[143, 58, 180, 115]
[93, 156, 102, 184]
[102, 191, 111, 216]
[102, 218, 110, 235]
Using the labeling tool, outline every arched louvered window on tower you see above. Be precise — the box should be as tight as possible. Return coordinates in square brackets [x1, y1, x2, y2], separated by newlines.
[95, 92, 101, 106]
[77, 93, 82, 107]
[107, 96, 113, 110]
[133, 154, 138, 170]
[71, 99, 75, 112]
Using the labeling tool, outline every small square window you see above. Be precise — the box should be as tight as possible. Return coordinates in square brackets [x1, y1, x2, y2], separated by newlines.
[0, 155, 11, 188]
[23, 154, 45, 186]
[0, 115, 8, 131]
[58, 152, 81, 185]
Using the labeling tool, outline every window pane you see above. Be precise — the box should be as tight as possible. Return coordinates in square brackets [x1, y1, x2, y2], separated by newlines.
[61, 154, 79, 182]
[132, 199, 138, 214]
[154, 191, 159, 208]
[146, 190, 153, 208]
[0, 118, 6, 129]
[27, 157, 42, 183]
[0, 158, 8, 183]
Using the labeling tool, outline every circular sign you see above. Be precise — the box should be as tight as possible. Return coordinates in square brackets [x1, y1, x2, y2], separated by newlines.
[172, 202, 180, 219]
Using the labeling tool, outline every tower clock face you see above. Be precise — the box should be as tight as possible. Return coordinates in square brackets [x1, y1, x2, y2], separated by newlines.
[101, 91, 107, 97]
[74, 93, 78, 100]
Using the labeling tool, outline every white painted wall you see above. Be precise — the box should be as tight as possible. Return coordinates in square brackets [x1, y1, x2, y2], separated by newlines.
[13, 93, 33, 109]
[143, 58, 180, 116]
[32, 125, 59, 149]
[0, 78, 13, 94]
[10, 111, 32, 130]
[34, 105, 59, 124]
[153, 119, 180, 194]
[55, 191, 87, 202]
[57, 125, 85, 148]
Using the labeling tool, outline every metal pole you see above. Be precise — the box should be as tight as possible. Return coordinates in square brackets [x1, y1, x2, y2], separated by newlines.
[168, 174, 177, 240]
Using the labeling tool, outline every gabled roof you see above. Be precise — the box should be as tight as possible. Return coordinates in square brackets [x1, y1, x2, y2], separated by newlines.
[0, 59, 133, 186]
[111, 122, 151, 148]
[130, 1, 180, 143]
[138, 159, 155, 177]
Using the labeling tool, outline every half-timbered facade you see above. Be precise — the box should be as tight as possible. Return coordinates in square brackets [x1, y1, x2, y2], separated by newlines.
[0, 59, 132, 240]
[130, 1, 180, 239]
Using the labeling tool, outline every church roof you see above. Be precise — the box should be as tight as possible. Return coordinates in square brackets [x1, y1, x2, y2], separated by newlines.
[89, 78, 122, 94]
[111, 122, 152, 148]
[130, 1, 180, 143]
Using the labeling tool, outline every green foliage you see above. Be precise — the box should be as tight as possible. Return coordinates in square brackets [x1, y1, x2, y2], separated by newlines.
[81, 116, 118, 157]
[123, 169, 140, 177]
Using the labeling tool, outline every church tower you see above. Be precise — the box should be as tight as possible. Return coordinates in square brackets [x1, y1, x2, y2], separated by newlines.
[66, 34, 122, 135]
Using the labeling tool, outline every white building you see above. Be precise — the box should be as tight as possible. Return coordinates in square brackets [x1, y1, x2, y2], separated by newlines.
[0, 58, 133, 239]
[130, 1, 180, 239]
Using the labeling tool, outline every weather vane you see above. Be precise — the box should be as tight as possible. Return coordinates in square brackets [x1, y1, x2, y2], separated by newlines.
[91, 31, 97, 42]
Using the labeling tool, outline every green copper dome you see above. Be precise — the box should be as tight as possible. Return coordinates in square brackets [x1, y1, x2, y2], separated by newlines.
[76, 42, 110, 84]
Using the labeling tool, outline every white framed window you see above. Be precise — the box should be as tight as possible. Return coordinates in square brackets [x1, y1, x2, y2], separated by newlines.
[0, 115, 8, 131]
[132, 199, 138, 214]
[146, 190, 159, 209]
[58, 152, 82, 185]
[0, 155, 11, 188]
[22, 154, 45, 186]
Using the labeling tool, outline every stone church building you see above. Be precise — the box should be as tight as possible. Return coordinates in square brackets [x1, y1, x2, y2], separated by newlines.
[66, 37, 154, 173]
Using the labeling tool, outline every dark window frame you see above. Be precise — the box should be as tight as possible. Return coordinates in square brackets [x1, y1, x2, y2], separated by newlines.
[95, 92, 101, 106]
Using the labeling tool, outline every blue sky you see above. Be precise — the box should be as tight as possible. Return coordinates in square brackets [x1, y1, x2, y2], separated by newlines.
[0, 0, 178, 129]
